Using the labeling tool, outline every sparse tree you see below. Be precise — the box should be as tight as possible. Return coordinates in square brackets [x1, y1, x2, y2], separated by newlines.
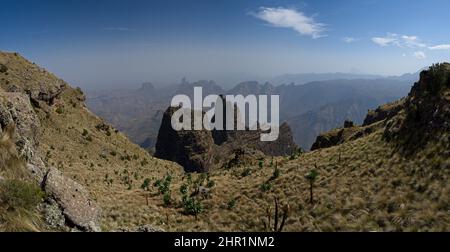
[304, 169, 319, 204]
[258, 158, 264, 169]
[141, 178, 151, 205]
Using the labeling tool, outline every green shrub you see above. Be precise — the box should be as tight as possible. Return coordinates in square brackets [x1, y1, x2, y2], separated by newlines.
[180, 183, 188, 195]
[55, 106, 64, 114]
[154, 174, 172, 195]
[0, 63, 8, 73]
[227, 198, 236, 210]
[140, 178, 151, 191]
[270, 166, 280, 180]
[163, 192, 171, 206]
[305, 169, 319, 204]
[289, 147, 304, 160]
[241, 168, 251, 177]
[260, 182, 272, 192]
[0, 179, 44, 211]
[258, 159, 264, 169]
[206, 180, 215, 188]
[183, 197, 203, 216]
[82, 129, 88, 136]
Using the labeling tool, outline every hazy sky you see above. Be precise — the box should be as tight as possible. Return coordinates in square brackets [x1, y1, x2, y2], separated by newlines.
[1, 0, 450, 89]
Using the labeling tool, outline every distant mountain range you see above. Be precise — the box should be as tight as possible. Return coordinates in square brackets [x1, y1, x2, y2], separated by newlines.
[268, 70, 421, 85]
[86, 74, 414, 150]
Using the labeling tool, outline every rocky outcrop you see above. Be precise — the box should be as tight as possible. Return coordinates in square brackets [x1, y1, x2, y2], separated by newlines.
[155, 104, 297, 172]
[43, 167, 101, 231]
[363, 100, 404, 126]
[384, 63, 450, 152]
[257, 122, 298, 156]
[0, 92, 46, 180]
[311, 63, 450, 152]
[155, 107, 215, 172]
[310, 128, 345, 151]
[1, 89, 102, 231]
[310, 120, 382, 151]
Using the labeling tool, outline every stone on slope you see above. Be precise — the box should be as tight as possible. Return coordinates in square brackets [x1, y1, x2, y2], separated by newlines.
[43, 167, 101, 231]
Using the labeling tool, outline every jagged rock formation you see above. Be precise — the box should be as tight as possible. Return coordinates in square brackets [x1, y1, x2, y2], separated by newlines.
[155, 107, 215, 173]
[155, 103, 297, 172]
[384, 63, 450, 153]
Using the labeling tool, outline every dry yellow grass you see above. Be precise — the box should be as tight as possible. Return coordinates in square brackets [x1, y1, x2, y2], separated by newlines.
[1, 51, 449, 231]
[115, 129, 448, 232]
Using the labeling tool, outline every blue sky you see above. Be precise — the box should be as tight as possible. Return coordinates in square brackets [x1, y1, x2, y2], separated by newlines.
[1, 0, 450, 88]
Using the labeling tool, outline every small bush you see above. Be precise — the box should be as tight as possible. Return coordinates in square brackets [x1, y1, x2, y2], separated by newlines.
[241, 168, 251, 177]
[180, 183, 188, 195]
[154, 174, 172, 195]
[141, 178, 151, 191]
[227, 198, 236, 210]
[0, 64, 8, 73]
[206, 180, 215, 188]
[183, 197, 203, 216]
[260, 182, 272, 192]
[55, 106, 64, 114]
[82, 129, 88, 136]
[163, 192, 171, 206]
[258, 159, 264, 169]
[0, 179, 44, 211]
[270, 167, 280, 180]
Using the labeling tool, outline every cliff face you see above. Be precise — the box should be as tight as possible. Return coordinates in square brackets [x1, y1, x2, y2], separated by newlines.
[384, 63, 450, 153]
[154, 107, 215, 173]
[155, 103, 298, 172]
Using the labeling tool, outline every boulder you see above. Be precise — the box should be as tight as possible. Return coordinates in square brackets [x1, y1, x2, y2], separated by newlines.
[43, 167, 101, 231]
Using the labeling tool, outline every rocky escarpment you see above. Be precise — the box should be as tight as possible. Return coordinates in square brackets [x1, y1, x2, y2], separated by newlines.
[155, 107, 215, 173]
[363, 99, 405, 126]
[155, 104, 298, 172]
[0, 52, 104, 231]
[0, 90, 101, 231]
[384, 63, 450, 153]
[311, 63, 450, 152]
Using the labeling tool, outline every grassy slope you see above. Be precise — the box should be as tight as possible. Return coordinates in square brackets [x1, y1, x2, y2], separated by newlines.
[1, 52, 448, 231]
[1, 52, 183, 230]
[140, 129, 447, 231]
